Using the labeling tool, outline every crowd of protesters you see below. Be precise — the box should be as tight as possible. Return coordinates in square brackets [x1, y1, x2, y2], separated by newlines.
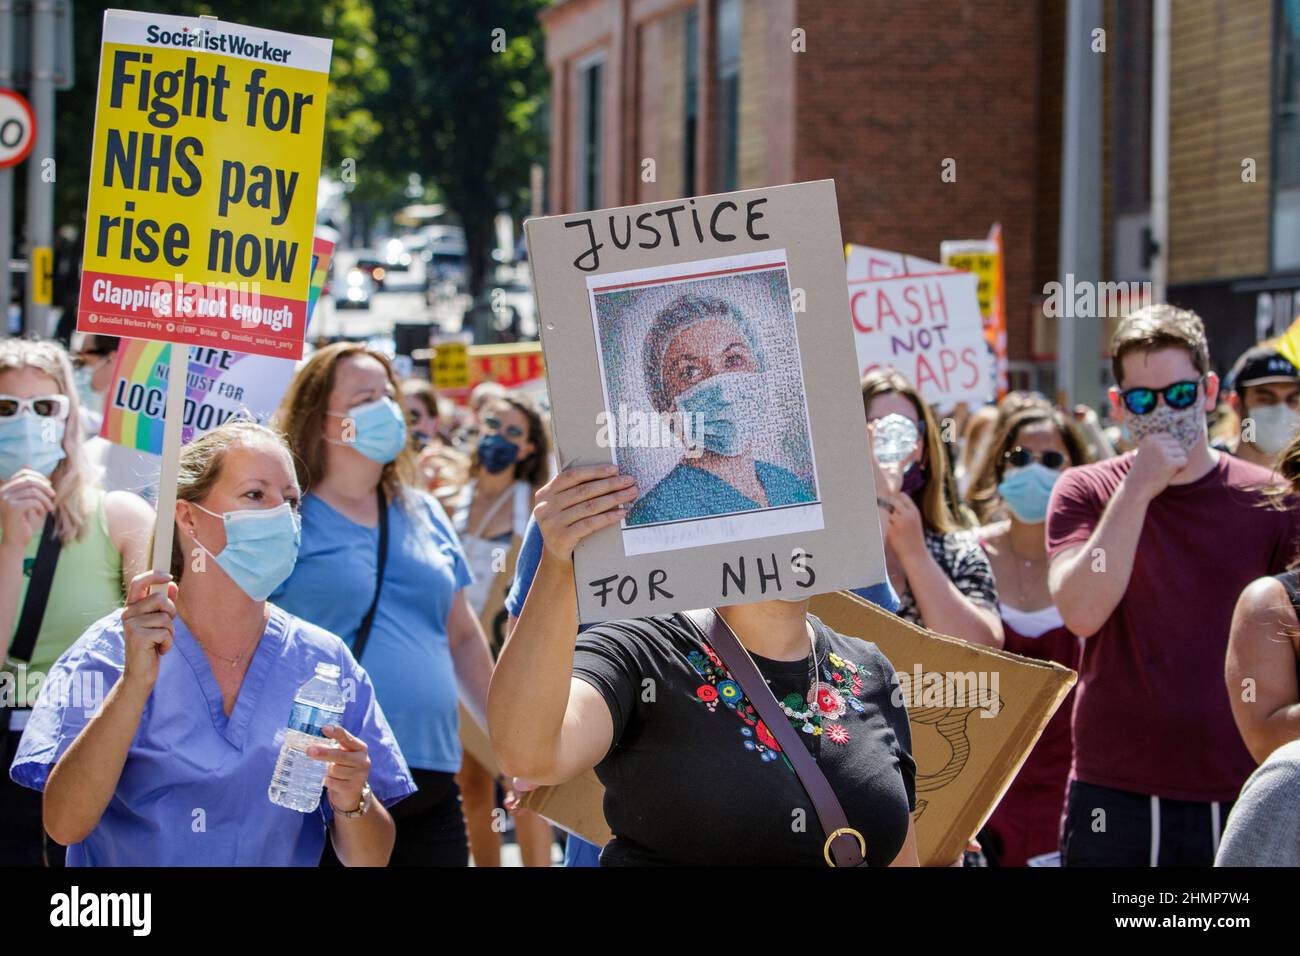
[3, 300, 1300, 867]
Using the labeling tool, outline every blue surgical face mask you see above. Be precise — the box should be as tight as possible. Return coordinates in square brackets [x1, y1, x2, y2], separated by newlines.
[190, 501, 301, 601]
[73, 365, 103, 415]
[673, 371, 766, 458]
[0, 414, 67, 480]
[328, 396, 408, 464]
[478, 433, 520, 474]
[997, 463, 1061, 524]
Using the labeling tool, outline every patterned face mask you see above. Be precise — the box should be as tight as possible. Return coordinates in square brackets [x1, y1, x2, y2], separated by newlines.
[1122, 397, 1205, 453]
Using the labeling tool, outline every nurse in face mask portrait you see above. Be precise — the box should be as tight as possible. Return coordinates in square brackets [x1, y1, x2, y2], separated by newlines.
[10, 420, 413, 866]
[0, 338, 154, 866]
[1225, 344, 1300, 472]
[272, 343, 495, 866]
[967, 405, 1091, 865]
[626, 295, 815, 526]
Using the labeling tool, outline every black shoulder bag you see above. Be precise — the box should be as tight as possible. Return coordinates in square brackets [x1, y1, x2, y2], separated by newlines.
[349, 487, 389, 663]
[2, 515, 63, 736]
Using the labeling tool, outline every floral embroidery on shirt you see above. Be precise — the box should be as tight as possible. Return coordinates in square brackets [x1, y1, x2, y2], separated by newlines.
[687, 639, 872, 766]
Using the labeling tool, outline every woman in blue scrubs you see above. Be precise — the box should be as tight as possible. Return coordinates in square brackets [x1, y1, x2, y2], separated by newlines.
[9, 421, 413, 866]
[272, 343, 494, 866]
[627, 295, 815, 526]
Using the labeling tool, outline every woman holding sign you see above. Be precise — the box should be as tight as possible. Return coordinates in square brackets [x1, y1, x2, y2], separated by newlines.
[10, 421, 412, 865]
[272, 343, 495, 866]
[489, 464, 920, 866]
[862, 370, 1003, 648]
[0, 338, 154, 866]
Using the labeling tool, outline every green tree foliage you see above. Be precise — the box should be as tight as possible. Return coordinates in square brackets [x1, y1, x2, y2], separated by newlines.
[364, 0, 549, 299]
[51, 0, 384, 232]
[42, 0, 548, 308]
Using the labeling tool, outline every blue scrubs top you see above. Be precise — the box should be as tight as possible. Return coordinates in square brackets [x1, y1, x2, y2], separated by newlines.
[626, 460, 816, 526]
[271, 490, 473, 773]
[9, 606, 414, 867]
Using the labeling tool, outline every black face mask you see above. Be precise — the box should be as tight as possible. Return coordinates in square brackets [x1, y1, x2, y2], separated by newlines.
[478, 433, 521, 474]
[900, 461, 927, 498]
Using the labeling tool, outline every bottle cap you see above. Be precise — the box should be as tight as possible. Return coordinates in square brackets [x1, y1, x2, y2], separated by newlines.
[315, 662, 342, 680]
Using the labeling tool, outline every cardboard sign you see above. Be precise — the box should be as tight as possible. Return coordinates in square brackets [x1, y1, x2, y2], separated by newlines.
[521, 590, 1076, 866]
[526, 181, 885, 623]
[76, 11, 331, 360]
[845, 243, 950, 282]
[941, 225, 1009, 396]
[807, 592, 1074, 866]
[849, 269, 992, 406]
[98, 237, 333, 453]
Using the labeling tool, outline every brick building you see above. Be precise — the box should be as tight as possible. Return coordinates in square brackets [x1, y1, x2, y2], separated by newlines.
[540, 0, 1300, 389]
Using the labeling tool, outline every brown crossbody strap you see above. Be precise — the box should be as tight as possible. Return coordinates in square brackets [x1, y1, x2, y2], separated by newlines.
[690, 609, 867, 867]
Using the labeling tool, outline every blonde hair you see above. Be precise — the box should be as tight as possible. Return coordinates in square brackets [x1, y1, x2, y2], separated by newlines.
[170, 420, 293, 580]
[0, 338, 92, 543]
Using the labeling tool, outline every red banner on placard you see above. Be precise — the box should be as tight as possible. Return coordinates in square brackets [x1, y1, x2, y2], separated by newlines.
[77, 271, 306, 359]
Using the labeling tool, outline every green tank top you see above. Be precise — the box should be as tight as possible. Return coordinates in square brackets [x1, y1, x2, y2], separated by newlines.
[5, 491, 125, 684]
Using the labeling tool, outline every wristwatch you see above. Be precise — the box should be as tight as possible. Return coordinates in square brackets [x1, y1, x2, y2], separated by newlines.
[333, 782, 372, 819]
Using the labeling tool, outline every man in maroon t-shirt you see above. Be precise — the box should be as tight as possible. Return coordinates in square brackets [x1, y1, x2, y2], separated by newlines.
[1047, 305, 1300, 867]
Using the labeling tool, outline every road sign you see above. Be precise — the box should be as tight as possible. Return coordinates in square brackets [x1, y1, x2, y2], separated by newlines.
[30, 246, 51, 304]
[0, 90, 36, 169]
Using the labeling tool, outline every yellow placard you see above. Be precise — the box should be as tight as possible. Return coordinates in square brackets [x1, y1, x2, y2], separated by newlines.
[76, 12, 332, 360]
[432, 340, 470, 391]
[942, 251, 997, 318]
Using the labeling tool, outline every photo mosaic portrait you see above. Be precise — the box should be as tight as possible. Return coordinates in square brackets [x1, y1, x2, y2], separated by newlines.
[588, 250, 823, 555]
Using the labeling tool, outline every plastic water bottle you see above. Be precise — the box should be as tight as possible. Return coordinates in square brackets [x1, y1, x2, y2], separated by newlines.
[268, 662, 345, 813]
[872, 413, 920, 464]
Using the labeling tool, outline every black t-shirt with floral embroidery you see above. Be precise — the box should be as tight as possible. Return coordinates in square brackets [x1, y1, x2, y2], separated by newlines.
[572, 611, 917, 866]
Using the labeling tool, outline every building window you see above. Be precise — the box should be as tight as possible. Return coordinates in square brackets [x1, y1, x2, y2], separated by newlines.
[713, 0, 741, 192]
[1275, 0, 1300, 270]
[684, 8, 700, 197]
[577, 56, 604, 211]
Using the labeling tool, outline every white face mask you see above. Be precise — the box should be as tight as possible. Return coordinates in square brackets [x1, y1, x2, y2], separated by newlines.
[1246, 403, 1300, 456]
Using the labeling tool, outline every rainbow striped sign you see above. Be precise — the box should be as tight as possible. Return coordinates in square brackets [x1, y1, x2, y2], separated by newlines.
[98, 238, 333, 454]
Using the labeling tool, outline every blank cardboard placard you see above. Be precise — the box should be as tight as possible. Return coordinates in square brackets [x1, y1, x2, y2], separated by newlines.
[526, 181, 884, 624]
[520, 590, 1076, 866]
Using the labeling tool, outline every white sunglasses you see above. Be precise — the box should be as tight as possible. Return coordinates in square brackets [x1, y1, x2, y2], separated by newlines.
[0, 394, 71, 421]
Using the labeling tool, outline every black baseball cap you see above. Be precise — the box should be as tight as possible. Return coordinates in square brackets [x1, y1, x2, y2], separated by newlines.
[1227, 345, 1300, 394]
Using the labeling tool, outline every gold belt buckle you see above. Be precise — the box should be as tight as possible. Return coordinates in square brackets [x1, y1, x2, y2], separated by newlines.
[823, 827, 867, 867]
